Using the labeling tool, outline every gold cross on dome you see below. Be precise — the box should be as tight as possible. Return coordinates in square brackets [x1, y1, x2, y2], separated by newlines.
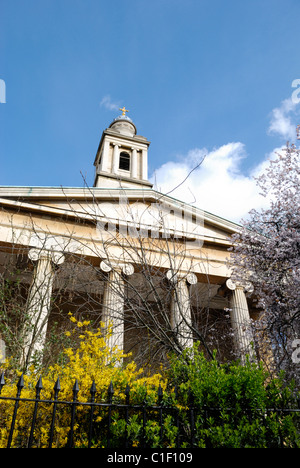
[119, 106, 129, 116]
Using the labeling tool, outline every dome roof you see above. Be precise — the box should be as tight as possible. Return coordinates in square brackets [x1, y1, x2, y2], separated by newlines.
[109, 108, 137, 137]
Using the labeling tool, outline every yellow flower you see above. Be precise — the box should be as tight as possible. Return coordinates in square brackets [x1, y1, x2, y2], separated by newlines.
[0, 314, 167, 448]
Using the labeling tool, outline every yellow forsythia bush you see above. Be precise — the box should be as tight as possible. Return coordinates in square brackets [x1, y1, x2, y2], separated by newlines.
[0, 315, 166, 448]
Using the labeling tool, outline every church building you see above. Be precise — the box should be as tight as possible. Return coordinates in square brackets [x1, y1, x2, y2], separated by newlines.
[0, 109, 257, 370]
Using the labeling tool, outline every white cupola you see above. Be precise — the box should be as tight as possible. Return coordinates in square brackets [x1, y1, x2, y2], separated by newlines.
[93, 108, 152, 189]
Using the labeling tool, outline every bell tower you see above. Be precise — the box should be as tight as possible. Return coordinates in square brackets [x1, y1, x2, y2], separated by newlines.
[93, 108, 153, 189]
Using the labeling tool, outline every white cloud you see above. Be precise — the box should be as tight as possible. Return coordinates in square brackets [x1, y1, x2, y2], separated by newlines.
[100, 95, 120, 112]
[151, 96, 300, 224]
[268, 97, 300, 141]
[151, 143, 268, 223]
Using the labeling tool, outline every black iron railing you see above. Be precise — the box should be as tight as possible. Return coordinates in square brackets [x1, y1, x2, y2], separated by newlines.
[0, 372, 299, 448]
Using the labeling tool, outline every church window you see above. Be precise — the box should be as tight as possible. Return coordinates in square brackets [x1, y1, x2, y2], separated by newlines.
[119, 152, 130, 171]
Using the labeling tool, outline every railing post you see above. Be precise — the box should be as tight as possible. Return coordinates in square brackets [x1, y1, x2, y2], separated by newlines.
[141, 398, 147, 448]
[0, 372, 5, 394]
[48, 377, 61, 448]
[189, 390, 195, 448]
[67, 379, 79, 448]
[125, 384, 130, 448]
[7, 374, 24, 448]
[158, 385, 163, 446]
[107, 381, 114, 448]
[173, 385, 180, 448]
[88, 381, 97, 448]
[28, 376, 43, 448]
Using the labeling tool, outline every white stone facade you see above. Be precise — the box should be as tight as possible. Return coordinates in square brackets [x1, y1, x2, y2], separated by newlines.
[0, 113, 256, 368]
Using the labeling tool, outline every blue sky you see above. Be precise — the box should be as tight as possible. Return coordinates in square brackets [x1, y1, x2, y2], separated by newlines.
[1, 0, 300, 221]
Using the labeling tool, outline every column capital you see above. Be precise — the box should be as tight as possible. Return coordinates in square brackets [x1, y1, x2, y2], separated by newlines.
[226, 278, 253, 293]
[186, 272, 198, 285]
[166, 269, 177, 284]
[28, 248, 65, 266]
[100, 260, 134, 276]
[166, 270, 197, 285]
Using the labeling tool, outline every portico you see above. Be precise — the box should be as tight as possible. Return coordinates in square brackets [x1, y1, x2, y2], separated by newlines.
[0, 111, 257, 369]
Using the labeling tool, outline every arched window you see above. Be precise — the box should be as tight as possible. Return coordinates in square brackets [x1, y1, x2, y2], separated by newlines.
[119, 151, 130, 171]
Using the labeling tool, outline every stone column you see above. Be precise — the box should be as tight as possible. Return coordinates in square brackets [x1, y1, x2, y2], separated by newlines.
[99, 139, 111, 173]
[141, 149, 148, 180]
[112, 144, 120, 174]
[226, 279, 255, 362]
[22, 249, 65, 367]
[0, 334, 5, 364]
[167, 270, 197, 350]
[100, 261, 134, 358]
[131, 148, 138, 179]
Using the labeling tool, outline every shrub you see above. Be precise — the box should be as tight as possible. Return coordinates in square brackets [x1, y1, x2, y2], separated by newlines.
[0, 316, 166, 448]
[167, 347, 300, 448]
[1, 330, 299, 448]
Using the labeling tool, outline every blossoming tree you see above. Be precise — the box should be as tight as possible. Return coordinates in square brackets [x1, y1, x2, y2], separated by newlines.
[230, 143, 300, 385]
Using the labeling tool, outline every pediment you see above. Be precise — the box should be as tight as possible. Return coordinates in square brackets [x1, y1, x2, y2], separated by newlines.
[0, 186, 240, 247]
